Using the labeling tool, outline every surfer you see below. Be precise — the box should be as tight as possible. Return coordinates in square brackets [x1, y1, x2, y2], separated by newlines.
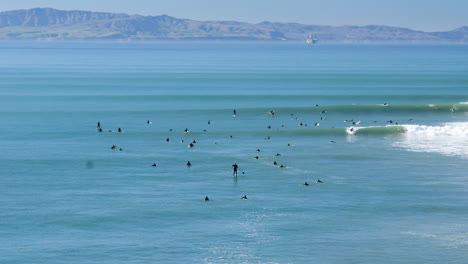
[97, 121, 101, 128]
[118, 128, 122, 133]
[254, 156, 259, 160]
[187, 161, 192, 167]
[233, 109, 237, 116]
[256, 149, 261, 152]
[317, 179, 323, 183]
[275, 153, 281, 156]
[241, 195, 248, 200]
[205, 196, 210, 201]
[98, 128, 103, 132]
[304, 182, 310, 186]
[232, 163, 239, 176]
[147, 120, 151, 124]
[273, 161, 278, 165]
[166, 138, 170, 142]
[184, 128, 190, 133]
[279, 165, 286, 168]
[111, 144, 117, 149]
[189, 143, 194, 148]
[151, 163, 157, 167]
[208, 120, 211, 125]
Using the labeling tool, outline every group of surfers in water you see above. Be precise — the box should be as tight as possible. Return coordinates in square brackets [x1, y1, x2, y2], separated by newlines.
[98, 108, 327, 202]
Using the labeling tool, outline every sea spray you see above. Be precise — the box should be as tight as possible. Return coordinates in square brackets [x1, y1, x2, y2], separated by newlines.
[394, 122, 468, 158]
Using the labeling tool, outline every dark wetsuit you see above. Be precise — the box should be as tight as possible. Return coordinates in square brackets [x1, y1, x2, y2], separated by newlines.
[232, 163, 239, 176]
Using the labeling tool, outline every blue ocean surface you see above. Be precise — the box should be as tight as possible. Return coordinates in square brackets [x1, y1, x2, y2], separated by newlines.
[1, 42, 468, 264]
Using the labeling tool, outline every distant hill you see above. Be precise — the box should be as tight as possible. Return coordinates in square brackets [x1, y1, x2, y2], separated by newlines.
[0, 8, 466, 42]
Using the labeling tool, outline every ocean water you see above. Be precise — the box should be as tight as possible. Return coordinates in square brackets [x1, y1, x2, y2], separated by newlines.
[1, 42, 468, 264]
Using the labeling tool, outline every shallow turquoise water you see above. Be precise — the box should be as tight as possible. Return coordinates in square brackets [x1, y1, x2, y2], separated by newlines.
[1, 42, 468, 264]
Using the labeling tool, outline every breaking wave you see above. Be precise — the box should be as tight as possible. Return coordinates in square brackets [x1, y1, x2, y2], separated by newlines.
[345, 125, 406, 135]
[343, 122, 468, 158]
[394, 122, 468, 158]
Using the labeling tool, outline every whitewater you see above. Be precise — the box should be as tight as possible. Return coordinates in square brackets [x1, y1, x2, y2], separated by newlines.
[1, 42, 467, 264]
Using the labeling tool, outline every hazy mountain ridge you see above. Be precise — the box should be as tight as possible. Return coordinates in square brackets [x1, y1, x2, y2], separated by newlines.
[0, 8, 466, 42]
[0, 8, 129, 27]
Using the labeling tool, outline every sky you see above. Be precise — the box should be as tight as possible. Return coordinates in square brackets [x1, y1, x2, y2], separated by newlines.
[1, 0, 467, 32]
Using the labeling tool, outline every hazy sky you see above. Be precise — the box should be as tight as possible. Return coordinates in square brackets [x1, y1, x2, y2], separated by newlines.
[1, 0, 467, 31]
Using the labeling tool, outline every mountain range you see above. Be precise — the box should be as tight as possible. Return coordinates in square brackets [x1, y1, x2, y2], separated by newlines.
[0, 8, 466, 42]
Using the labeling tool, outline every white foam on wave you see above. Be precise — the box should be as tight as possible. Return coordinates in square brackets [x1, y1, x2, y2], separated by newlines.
[460, 102, 468, 104]
[345, 125, 396, 135]
[346, 126, 363, 135]
[394, 122, 468, 159]
[403, 230, 468, 248]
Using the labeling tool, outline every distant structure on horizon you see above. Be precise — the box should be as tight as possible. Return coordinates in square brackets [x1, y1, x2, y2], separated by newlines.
[306, 34, 318, 44]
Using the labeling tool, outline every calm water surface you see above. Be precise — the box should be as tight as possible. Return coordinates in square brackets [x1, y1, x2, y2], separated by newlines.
[1, 42, 468, 264]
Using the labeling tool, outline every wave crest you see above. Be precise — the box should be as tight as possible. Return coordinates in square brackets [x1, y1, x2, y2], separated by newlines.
[346, 125, 405, 135]
[395, 122, 468, 158]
